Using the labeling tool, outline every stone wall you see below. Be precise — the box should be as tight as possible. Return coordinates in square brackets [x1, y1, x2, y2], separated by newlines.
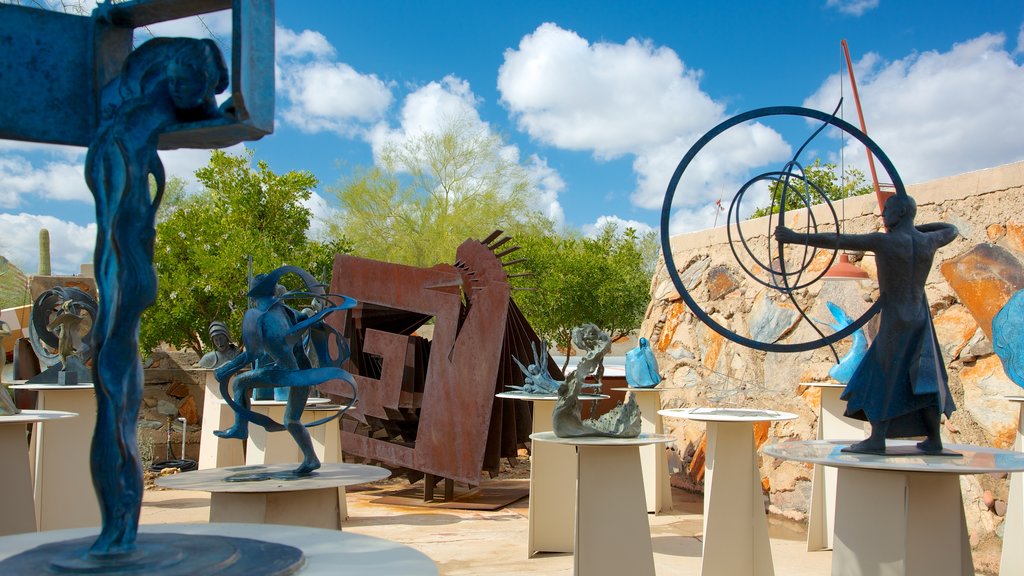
[138, 350, 206, 464]
[643, 160, 1024, 573]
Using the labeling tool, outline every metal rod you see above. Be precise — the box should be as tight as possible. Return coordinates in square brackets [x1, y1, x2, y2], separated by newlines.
[841, 39, 885, 213]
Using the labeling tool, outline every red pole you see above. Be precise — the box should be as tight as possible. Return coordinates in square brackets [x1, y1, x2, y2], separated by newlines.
[842, 39, 887, 213]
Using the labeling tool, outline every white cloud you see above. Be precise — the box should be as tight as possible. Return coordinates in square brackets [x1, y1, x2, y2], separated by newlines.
[158, 144, 246, 193]
[0, 213, 95, 276]
[804, 33, 1024, 184]
[499, 23, 791, 233]
[301, 192, 337, 242]
[275, 26, 393, 136]
[366, 75, 483, 157]
[525, 155, 566, 228]
[0, 155, 91, 206]
[825, 0, 880, 16]
[583, 215, 655, 238]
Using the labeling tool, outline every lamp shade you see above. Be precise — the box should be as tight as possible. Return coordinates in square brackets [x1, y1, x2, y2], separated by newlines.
[824, 253, 869, 280]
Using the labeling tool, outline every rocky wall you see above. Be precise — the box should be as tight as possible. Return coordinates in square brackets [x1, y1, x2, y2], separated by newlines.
[138, 350, 206, 464]
[643, 160, 1024, 573]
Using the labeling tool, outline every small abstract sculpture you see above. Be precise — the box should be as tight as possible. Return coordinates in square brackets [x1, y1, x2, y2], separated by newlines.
[27, 286, 97, 385]
[777, 194, 958, 454]
[510, 341, 563, 394]
[193, 320, 240, 369]
[215, 265, 358, 475]
[553, 324, 641, 438]
[625, 336, 662, 388]
[993, 289, 1024, 388]
[818, 301, 868, 385]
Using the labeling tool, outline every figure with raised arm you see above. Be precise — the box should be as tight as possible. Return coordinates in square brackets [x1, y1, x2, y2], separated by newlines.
[775, 194, 958, 454]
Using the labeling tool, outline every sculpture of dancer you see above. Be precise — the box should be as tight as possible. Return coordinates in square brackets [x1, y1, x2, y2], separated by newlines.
[214, 265, 358, 475]
[194, 321, 240, 369]
[776, 194, 958, 454]
[553, 324, 641, 438]
[85, 36, 229, 556]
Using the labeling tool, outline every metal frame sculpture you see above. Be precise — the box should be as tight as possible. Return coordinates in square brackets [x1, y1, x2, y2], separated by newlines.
[214, 265, 358, 476]
[0, 1, 296, 574]
[661, 105, 957, 455]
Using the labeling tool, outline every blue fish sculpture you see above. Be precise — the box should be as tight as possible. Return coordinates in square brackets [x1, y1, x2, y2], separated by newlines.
[820, 301, 868, 384]
[993, 289, 1024, 388]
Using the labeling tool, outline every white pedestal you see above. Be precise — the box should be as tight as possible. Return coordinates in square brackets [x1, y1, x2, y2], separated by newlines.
[302, 405, 347, 521]
[11, 383, 100, 531]
[245, 397, 329, 465]
[804, 383, 866, 551]
[197, 371, 244, 470]
[156, 462, 389, 530]
[1002, 396, 1024, 576]
[530, 432, 675, 576]
[0, 410, 76, 536]
[661, 407, 798, 576]
[764, 439, 1024, 576]
[0, 523, 438, 575]
[612, 387, 672, 513]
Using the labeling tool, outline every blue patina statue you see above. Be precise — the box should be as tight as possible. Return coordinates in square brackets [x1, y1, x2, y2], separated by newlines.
[214, 265, 358, 475]
[819, 301, 869, 385]
[510, 341, 563, 394]
[625, 336, 662, 388]
[993, 289, 1024, 388]
[776, 194, 958, 454]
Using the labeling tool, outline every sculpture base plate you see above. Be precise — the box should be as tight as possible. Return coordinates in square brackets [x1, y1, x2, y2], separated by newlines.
[0, 533, 304, 575]
[225, 469, 317, 482]
[840, 444, 961, 457]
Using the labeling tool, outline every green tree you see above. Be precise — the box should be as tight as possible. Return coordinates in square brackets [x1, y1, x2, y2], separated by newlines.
[141, 150, 350, 355]
[749, 159, 872, 219]
[328, 116, 554, 267]
[514, 224, 655, 370]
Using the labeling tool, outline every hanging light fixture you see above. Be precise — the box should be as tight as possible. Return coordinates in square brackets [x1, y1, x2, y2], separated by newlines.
[824, 252, 869, 280]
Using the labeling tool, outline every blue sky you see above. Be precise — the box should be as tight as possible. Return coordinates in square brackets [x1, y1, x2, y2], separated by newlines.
[2, 0, 1024, 274]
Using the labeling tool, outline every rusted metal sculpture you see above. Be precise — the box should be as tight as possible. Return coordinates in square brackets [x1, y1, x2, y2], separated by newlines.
[322, 231, 550, 487]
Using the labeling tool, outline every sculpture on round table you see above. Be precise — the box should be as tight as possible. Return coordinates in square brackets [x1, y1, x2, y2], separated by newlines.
[776, 194, 958, 454]
[27, 286, 97, 385]
[509, 340, 564, 395]
[193, 320, 240, 369]
[214, 265, 358, 476]
[553, 324, 641, 438]
[625, 336, 661, 389]
[993, 289, 1024, 389]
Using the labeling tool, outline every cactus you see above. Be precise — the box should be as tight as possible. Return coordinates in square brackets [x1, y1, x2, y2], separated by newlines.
[39, 228, 50, 275]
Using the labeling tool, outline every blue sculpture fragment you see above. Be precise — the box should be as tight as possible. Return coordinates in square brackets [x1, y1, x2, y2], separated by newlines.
[625, 336, 661, 388]
[510, 341, 564, 394]
[993, 289, 1024, 388]
[215, 265, 358, 476]
[553, 324, 641, 438]
[818, 301, 868, 385]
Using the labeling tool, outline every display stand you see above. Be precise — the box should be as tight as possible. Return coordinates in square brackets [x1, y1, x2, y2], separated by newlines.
[0, 523, 438, 575]
[10, 383, 100, 531]
[764, 439, 1024, 576]
[156, 462, 389, 530]
[496, 391, 606, 556]
[660, 407, 797, 576]
[611, 387, 672, 513]
[197, 371, 245, 470]
[0, 410, 76, 536]
[302, 405, 347, 521]
[245, 397, 330, 465]
[530, 432, 675, 576]
[1002, 396, 1024, 576]
[802, 382, 866, 551]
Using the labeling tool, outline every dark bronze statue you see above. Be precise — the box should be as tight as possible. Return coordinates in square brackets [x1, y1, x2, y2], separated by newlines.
[776, 194, 958, 454]
[194, 321, 241, 369]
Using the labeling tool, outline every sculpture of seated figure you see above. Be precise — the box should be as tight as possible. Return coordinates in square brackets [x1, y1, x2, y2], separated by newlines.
[776, 194, 958, 454]
[194, 321, 240, 369]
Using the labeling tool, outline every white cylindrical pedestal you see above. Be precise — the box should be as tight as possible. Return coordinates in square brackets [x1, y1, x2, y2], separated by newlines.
[0, 410, 76, 536]
[197, 371, 244, 470]
[245, 397, 330, 465]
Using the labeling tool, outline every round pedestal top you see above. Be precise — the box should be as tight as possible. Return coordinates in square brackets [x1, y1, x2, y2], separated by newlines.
[610, 386, 667, 393]
[156, 462, 390, 493]
[530, 431, 675, 447]
[763, 439, 1024, 475]
[0, 409, 77, 424]
[496, 391, 609, 402]
[659, 407, 798, 423]
[0, 523, 438, 576]
[250, 397, 331, 407]
[1006, 395, 1024, 404]
[799, 381, 847, 389]
[9, 382, 94, 391]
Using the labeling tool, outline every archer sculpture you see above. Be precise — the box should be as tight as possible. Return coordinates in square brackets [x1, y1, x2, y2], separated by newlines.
[553, 324, 641, 438]
[661, 105, 958, 456]
[214, 265, 358, 475]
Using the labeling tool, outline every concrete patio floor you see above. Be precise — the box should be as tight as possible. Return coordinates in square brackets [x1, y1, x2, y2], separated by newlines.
[141, 479, 834, 575]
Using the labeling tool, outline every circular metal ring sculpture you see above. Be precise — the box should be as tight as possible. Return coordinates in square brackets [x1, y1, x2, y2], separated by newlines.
[28, 286, 98, 368]
[660, 106, 907, 353]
